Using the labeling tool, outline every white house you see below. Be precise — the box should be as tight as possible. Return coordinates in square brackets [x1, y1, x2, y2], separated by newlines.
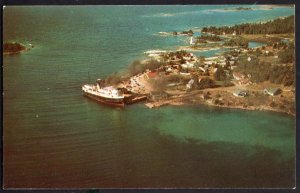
[264, 88, 281, 96]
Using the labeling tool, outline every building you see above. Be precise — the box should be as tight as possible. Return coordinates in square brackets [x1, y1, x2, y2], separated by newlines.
[233, 90, 247, 97]
[146, 71, 158, 79]
[149, 91, 169, 101]
[186, 79, 194, 89]
[264, 88, 282, 96]
[181, 62, 194, 69]
[232, 72, 246, 80]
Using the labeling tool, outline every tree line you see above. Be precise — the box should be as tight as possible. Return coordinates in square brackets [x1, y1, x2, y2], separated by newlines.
[195, 34, 222, 43]
[223, 37, 248, 48]
[201, 15, 294, 35]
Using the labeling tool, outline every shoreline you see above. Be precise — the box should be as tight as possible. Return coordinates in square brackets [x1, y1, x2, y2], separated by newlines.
[143, 85, 295, 116]
[144, 94, 295, 117]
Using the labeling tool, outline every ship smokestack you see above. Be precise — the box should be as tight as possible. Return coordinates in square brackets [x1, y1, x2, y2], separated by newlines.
[96, 79, 105, 88]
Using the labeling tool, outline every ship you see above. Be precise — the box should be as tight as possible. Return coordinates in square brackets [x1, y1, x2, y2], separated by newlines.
[82, 79, 125, 107]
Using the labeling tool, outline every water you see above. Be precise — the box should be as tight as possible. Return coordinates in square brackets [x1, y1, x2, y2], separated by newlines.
[249, 41, 267, 48]
[3, 5, 295, 188]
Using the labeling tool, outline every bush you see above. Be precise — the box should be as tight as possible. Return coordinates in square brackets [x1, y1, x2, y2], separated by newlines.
[223, 37, 249, 48]
[197, 78, 215, 89]
[279, 48, 294, 63]
[214, 66, 227, 81]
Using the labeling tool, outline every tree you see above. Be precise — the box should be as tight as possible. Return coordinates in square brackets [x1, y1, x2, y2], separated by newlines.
[197, 78, 215, 89]
[279, 48, 294, 63]
[214, 67, 227, 81]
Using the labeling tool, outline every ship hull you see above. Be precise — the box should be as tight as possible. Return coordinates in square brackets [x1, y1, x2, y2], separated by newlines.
[83, 91, 125, 107]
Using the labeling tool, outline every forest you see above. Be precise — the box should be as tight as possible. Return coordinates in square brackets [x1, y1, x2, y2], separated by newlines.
[234, 48, 295, 86]
[223, 37, 249, 48]
[195, 34, 222, 43]
[201, 15, 294, 35]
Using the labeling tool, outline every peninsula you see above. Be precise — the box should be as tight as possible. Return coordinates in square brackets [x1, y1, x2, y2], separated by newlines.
[85, 15, 295, 116]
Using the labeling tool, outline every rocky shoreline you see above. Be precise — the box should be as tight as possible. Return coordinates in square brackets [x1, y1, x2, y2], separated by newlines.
[144, 88, 295, 116]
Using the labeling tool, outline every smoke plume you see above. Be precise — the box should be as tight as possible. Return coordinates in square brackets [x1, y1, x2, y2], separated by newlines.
[104, 59, 164, 85]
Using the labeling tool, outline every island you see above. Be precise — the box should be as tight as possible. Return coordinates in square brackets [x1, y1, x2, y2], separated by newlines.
[3, 42, 33, 55]
[84, 15, 295, 116]
[158, 29, 194, 36]
[224, 7, 253, 11]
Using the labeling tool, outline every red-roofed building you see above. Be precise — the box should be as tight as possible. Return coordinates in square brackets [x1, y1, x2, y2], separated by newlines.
[147, 71, 158, 79]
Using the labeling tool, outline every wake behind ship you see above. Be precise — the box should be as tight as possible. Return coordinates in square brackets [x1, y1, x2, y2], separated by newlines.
[82, 79, 125, 107]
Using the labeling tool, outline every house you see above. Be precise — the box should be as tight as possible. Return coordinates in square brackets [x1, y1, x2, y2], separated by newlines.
[199, 67, 206, 72]
[264, 88, 282, 96]
[147, 71, 158, 79]
[181, 62, 194, 68]
[165, 66, 172, 72]
[232, 72, 245, 80]
[186, 79, 195, 89]
[233, 90, 247, 97]
[180, 72, 190, 76]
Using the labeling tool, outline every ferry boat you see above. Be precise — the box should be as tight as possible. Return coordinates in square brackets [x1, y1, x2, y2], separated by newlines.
[82, 80, 125, 107]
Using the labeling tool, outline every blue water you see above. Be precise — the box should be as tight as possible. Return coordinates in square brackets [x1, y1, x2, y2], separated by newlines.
[3, 5, 295, 188]
[249, 41, 267, 48]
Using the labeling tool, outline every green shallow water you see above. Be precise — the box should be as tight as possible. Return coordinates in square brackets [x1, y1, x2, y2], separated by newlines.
[3, 5, 295, 188]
